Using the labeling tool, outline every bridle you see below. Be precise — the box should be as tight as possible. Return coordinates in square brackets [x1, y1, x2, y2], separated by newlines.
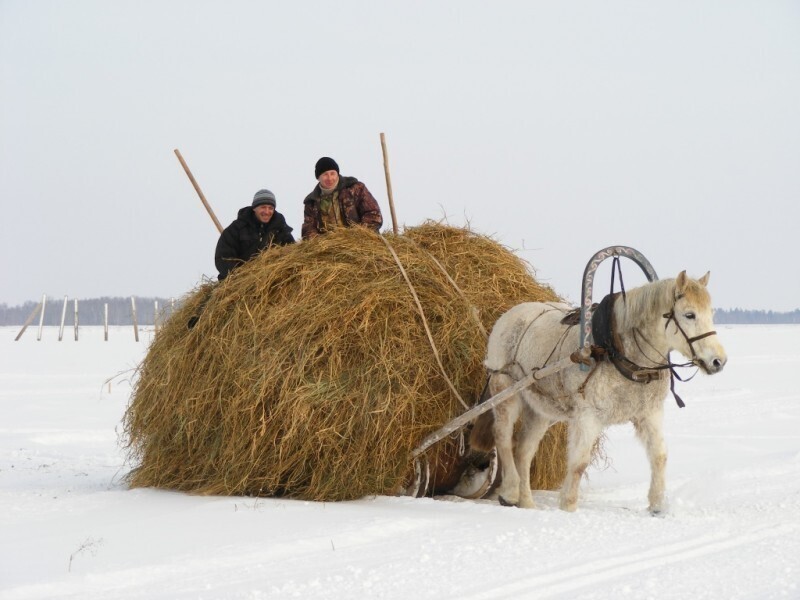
[626, 296, 718, 408]
[597, 263, 719, 408]
[662, 299, 718, 365]
[609, 258, 719, 356]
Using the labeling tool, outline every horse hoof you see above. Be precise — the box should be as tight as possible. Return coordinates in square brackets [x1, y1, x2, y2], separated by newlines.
[649, 499, 669, 517]
[498, 496, 518, 507]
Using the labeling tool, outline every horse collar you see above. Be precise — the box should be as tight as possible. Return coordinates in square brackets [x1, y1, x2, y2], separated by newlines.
[591, 293, 664, 385]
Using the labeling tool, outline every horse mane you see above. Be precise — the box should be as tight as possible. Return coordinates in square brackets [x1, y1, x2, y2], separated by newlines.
[614, 278, 676, 333]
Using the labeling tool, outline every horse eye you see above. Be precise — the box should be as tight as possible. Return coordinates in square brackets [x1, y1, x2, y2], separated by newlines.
[684, 312, 696, 320]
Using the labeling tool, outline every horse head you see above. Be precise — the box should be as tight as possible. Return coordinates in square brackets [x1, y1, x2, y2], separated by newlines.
[665, 271, 727, 374]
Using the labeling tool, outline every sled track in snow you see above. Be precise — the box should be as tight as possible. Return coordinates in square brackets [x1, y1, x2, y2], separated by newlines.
[464, 521, 797, 600]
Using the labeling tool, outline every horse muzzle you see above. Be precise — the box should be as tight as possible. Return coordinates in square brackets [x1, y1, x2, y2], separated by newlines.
[695, 354, 727, 375]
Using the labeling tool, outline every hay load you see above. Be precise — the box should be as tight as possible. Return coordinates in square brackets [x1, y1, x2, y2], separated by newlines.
[123, 222, 565, 501]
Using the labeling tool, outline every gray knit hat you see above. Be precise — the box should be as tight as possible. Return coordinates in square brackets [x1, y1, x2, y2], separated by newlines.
[252, 189, 276, 208]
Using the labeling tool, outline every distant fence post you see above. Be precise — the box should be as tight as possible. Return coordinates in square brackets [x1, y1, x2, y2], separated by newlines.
[131, 296, 139, 342]
[104, 303, 109, 341]
[36, 294, 47, 341]
[74, 299, 79, 341]
[15, 301, 43, 341]
[58, 296, 68, 341]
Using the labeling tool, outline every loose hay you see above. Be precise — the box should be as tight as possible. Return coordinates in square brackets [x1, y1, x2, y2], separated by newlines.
[123, 222, 568, 501]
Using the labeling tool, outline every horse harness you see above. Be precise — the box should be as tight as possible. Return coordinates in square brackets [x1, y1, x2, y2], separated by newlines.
[585, 291, 718, 407]
[486, 291, 718, 409]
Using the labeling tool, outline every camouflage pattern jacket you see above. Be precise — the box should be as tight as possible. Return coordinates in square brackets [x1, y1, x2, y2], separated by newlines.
[301, 176, 383, 239]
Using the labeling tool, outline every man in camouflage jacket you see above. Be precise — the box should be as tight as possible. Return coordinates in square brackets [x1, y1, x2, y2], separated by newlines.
[301, 156, 383, 239]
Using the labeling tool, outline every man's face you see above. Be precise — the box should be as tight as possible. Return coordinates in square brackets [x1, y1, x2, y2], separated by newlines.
[318, 170, 339, 190]
[253, 204, 275, 223]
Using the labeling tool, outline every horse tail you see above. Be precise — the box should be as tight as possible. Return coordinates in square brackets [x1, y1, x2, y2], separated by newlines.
[469, 411, 495, 452]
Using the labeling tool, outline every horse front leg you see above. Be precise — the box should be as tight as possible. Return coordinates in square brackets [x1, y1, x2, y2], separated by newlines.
[633, 409, 668, 515]
[560, 413, 603, 512]
[489, 373, 523, 507]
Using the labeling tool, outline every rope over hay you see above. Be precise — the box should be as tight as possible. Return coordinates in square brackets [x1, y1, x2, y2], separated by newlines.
[123, 222, 568, 501]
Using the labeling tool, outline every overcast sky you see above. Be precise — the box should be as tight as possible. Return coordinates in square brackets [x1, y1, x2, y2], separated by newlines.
[2, 0, 798, 311]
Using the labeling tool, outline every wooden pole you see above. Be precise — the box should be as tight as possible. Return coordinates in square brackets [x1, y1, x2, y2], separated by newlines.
[74, 298, 79, 341]
[58, 295, 68, 341]
[131, 296, 140, 342]
[154, 300, 159, 333]
[380, 133, 399, 235]
[14, 302, 42, 341]
[104, 303, 108, 341]
[411, 350, 591, 459]
[36, 294, 47, 341]
[174, 149, 224, 234]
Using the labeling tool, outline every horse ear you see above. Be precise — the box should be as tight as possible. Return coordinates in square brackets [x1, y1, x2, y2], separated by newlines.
[675, 270, 688, 294]
[699, 271, 710, 287]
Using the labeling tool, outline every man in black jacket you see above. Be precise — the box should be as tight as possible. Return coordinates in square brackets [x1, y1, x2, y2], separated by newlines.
[214, 189, 295, 280]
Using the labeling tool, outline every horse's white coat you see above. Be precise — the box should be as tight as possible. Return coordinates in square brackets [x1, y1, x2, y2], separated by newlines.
[485, 272, 727, 513]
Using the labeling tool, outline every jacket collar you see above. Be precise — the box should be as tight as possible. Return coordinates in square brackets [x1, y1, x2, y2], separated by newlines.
[304, 176, 359, 204]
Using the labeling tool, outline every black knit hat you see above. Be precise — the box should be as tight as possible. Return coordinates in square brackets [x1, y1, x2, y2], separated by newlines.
[252, 189, 276, 208]
[315, 157, 340, 179]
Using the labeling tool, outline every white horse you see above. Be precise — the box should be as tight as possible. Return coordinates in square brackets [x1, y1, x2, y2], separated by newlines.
[470, 271, 727, 514]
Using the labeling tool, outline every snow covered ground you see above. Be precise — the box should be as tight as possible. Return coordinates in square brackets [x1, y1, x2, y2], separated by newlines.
[1, 324, 799, 599]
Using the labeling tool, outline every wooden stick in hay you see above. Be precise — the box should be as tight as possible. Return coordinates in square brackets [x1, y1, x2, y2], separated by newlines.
[174, 148, 223, 234]
[380, 133, 399, 235]
[122, 224, 577, 501]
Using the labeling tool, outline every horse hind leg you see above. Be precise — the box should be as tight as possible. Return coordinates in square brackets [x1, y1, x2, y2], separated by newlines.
[488, 373, 524, 507]
[513, 400, 551, 509]
[560, 414, 603, 512]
